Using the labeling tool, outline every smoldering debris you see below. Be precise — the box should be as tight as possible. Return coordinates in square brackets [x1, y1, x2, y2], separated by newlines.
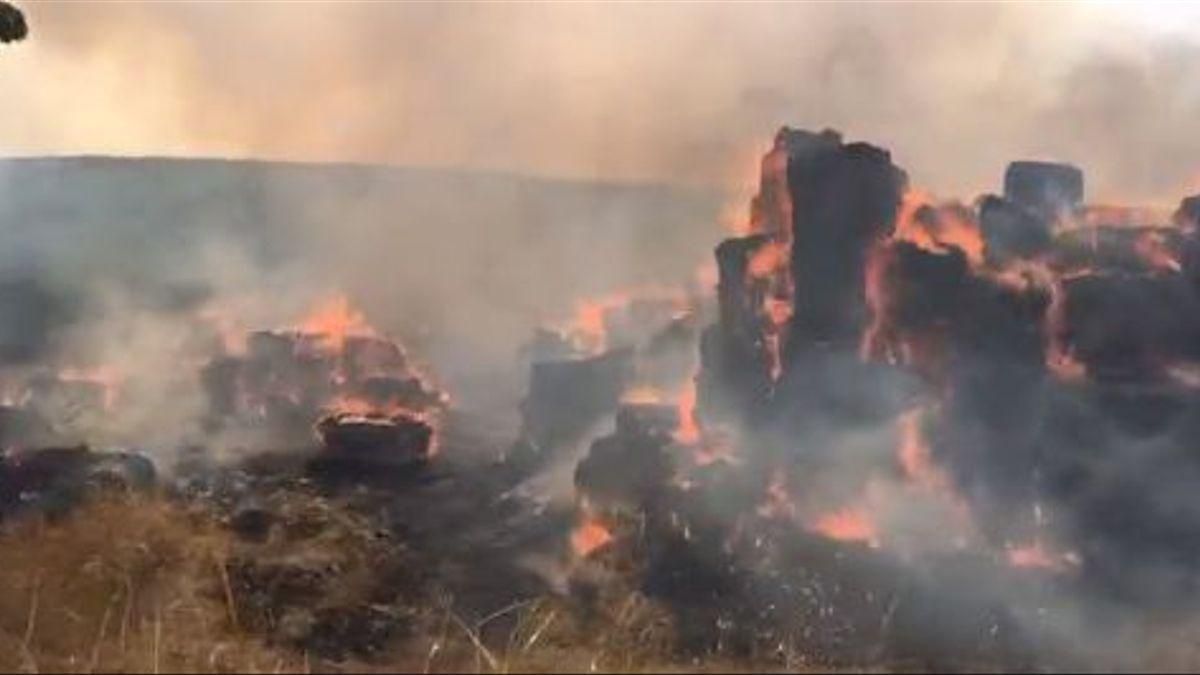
[549, 126, 1200, 671]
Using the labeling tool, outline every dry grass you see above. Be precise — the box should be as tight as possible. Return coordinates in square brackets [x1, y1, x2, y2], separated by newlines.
[0, 490, 824, 673]
[0, 494, 303, 673]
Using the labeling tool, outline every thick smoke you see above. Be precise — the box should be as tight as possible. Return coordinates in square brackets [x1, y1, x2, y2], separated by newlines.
[4, 3, 1200, 202]
[0, 157, 721, 454]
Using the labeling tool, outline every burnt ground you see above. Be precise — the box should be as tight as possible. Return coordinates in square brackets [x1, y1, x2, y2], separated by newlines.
[205, 407, 579, 651]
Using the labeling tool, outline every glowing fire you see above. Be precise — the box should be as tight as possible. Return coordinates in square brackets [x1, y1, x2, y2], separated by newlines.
[1044, 271, 1088, 382]
[810, 506, 880, 548]
[674, 378, 700, 445]
[897, 407, 950, 492]
[571, 512, 614, 558]
[893, 188, 984, 266]
[860, 240, 897, 364]
[324, 393, 432, 421]
[744, 146, 796, 383]
[747, 240, 788, 281]
[57, 365, 123, 410]
[571, 298, 610, 353]
[897, 405, 978, 539]
[620, 385, 667, 405]
[1006, 541, 1080, 573]
[299, 294, 376, 352]
[618, 378, 702, 446]
[562, 287, 689, 355]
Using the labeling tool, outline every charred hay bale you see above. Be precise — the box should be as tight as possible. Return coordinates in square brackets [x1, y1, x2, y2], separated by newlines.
[639, 311, 699, 389]
[342, 335, 408, 381]
[315, 412, 433, 466]
[783, 128, 907, 347]
[980, 194, 1053, 264]
[244, 330, 337, 406]
[1004, 160, 1083, 219]
[1054, 226, 1185, 275]
[699, 127, 907, 424]
[513, 348, 633, 461]
[352, 375, 441, 410]
[1057, 272, 1200, 383]
[0, 446, 156, 519]
[614, 402, 679, 439]
[699, 235, 774, 421]
[596, 296, 692, 353]
[246, 329, 298, 366]
[575, 404, 676, 512]
[1175, 194, 1200, 230]
[519, 327, 578, 363]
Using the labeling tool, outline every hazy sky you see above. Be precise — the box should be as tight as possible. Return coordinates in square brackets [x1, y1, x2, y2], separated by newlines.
[2, 1, 1200, 202]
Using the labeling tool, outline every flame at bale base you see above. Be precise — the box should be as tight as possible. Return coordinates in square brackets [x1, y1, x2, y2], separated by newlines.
[571, 513, 614, 558]
[810, 507, 881, 548]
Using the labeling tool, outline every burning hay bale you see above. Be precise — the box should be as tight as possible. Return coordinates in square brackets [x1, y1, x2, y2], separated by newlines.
[1003, 160, 1084, 220]
[510, 285, 705, 474]
[1054, 272, 1200, 383]
[574, 403, 677, 512]
[200, 297, 447, 461]
[980, 194, 1054, 264]
[509, 347, 634, 466]
[1177, 194, 1200, 231]
[549, 124, 1200, 670]
[314, 411, 434, 468]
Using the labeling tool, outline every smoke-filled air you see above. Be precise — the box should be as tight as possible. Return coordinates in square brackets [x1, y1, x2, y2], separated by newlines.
[2, 1, 1200, 672]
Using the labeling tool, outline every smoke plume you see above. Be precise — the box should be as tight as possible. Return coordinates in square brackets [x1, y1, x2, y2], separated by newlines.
[0, 3, 1198, 203]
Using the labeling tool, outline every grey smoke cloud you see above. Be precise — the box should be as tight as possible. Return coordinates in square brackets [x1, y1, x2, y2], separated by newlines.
[2, 2, 1199, 203]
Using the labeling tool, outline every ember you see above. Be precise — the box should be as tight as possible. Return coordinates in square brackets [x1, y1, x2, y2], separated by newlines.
[571, 509, 614, 558]
[810, 507, 880, 548]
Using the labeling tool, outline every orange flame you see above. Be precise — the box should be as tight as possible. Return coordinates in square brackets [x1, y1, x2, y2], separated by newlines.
[1044, 270, 1088, 382]
[810, 507, 880, 548]
[896, 406, 977, 534]
[571, 513, 614, 558]
[747, 240, 788, 280]
[674, 378, 700, 445]
[619, 378, 702, 446]
[1006, 542, 1080, 573]
[897, 407, 950, 492]
[563, 287, 689, 355]
[620, 385, 667, 405]
[742, 139, 796, 384]
[572, 298, 610, 353]
[893, 188, 984, 267]
[299, 294, 375, 352]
